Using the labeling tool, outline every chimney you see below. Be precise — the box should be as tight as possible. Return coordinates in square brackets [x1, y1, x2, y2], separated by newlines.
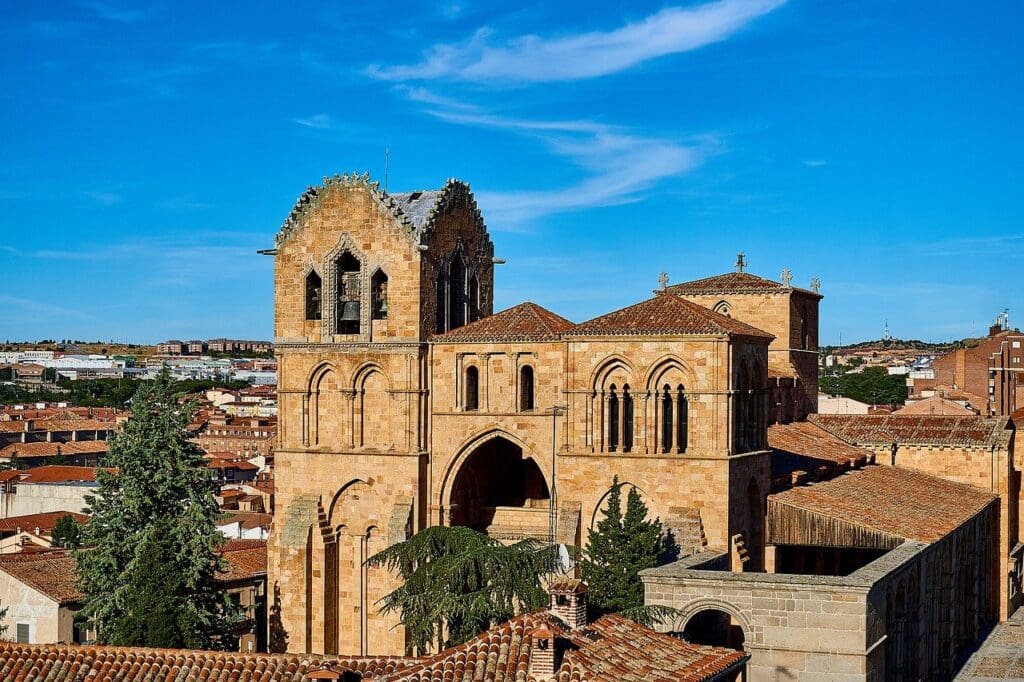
[528, 624, 558, 680]
[548, 579, 588, 629]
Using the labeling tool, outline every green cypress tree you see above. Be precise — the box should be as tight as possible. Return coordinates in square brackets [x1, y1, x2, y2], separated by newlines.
[580, 477, 678, 624]
[75, 368, 236, 649]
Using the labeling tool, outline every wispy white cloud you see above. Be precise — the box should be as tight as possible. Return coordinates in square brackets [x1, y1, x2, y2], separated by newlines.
[802, 159, 827, 167]
[84, 191, 123, 206]
[368, 0, 785, 83]
[160, 197, 213, 211]
[917, 234, 1024, 257]
[78, 1, 159, 23]
[293, 113, 333, 129]
[414, 96, 713, 226]
[0, 295, 97, 321]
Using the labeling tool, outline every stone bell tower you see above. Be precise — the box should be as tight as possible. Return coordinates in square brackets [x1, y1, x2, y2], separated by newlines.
[267, 173, 493, 656]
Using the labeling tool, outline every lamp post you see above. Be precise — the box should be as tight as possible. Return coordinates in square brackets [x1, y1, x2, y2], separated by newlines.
[549, 403, 568, 570]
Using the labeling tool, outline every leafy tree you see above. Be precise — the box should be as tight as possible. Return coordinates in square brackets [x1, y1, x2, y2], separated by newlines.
[818, 365, 907, 405]
[367, 525, 554, 652]
[579, 477, 677, 623]
[75, 368, 237, 649]
[51, 514, 83, 549]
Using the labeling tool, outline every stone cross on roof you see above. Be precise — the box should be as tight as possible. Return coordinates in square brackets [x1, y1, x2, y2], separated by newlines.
[810, 276, 821, 294]
[735, 252, 746, 273]
[780, 268, 793, 287]
[658, 272, 669, 291]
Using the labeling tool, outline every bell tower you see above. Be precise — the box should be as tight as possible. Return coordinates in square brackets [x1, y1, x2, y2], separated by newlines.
[267, 173, 493, 656]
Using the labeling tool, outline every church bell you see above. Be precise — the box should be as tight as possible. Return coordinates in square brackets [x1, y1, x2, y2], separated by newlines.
[339, 300, 361, 321]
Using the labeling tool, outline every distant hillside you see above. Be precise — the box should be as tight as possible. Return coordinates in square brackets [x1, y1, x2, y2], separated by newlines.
[0, 340, 158, 358]
[821, 337, 971, 355]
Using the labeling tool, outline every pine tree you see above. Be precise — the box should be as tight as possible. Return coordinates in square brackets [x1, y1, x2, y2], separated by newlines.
[368, 525, 554, 652]
[580, 477, 678, 623]
[75, 368, 236, 649]
[51, 514, 83, 549]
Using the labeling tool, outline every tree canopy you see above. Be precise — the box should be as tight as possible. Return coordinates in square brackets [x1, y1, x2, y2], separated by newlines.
[75, 368, 237, 649]
[819, 365, 908, 405]
[51, 515, 83, 549]
[579, 477, 677, 623]
[367, 525, 554, 651]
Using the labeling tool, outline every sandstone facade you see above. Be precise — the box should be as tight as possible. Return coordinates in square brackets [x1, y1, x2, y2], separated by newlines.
[267, 175, 804, 656]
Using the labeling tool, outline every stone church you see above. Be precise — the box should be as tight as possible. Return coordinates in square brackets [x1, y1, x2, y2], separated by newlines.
[266, 173, 820, 656]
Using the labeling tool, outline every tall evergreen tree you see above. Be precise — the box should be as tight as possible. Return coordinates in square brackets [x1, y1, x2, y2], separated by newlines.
[580, 477, 677, 623]
[51, 514, 83, 549]
[75, 368, 236, 649]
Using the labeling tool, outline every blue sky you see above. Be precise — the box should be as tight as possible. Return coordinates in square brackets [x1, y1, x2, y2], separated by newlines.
[1, 0, 1021, 344]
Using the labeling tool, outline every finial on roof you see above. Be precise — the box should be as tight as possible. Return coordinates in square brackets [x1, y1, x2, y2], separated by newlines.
[810, 276, 821, 294]
[735, 252, 746, 273]
[658, 272, 669, 292]
[780, 268, 793, 287]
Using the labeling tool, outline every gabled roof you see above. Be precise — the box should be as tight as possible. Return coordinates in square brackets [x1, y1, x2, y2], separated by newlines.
[0, 551, 81, 604]
[0, 440, 109, 459]
[432, 302, 576, 343]
[569, 293, 773, 339]
[15, 466, 113, 484]
[768, 421, 873, 485]
[808, 414, 1012, 448]
[274, 174, 488, 249]
[219, 539, 267, 582]
[0, 512, 88, 535]
[668, 271, 822, 298]
[894, 396, 978, 416]
[768, 464, 995, 546]
[0, 642, 409, 681]
[375, 610, 747, 682]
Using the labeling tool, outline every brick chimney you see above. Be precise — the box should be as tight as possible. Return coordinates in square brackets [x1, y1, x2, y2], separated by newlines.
[528, 624, 558, 680]
[548, 579, 588, 629]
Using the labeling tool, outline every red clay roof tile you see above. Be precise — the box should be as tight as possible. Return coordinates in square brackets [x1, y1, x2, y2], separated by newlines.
[570, 293, 773, 339]
[432, 302, 575, 343]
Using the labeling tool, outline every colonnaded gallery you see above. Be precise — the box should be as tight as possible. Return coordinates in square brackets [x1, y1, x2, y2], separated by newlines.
[266, 173, 1018, 681]
[266, 172, 819, 653]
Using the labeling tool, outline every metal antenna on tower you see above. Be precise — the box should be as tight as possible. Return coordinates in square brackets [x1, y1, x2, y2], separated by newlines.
[384, 147, 390, 192]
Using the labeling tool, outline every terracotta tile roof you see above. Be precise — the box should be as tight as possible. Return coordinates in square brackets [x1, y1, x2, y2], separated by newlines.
[219, 539, 268, 582]
[0, 551, 82, 604]
[219, 511, 273, 531]
[0, 512, 88, 535]
[894, 396, 978, 416]
[377, 611, 747, 682]
[768, 421, 873, 485]
[0, 440, 109, 459]
[768, 464, 995, 544]
[0, 642, 411, 681]
[668, 271, 822, 298]
[16, 466, 113, 484]
[432, 302, 575, 343]
[569, 293, 773, 339]
[808, 413, 1012, 448]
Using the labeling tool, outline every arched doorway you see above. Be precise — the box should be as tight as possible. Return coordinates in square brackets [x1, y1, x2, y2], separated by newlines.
[682, 609, 746, 651]
[449, 436, 550, 539]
